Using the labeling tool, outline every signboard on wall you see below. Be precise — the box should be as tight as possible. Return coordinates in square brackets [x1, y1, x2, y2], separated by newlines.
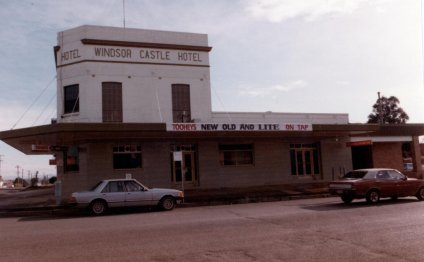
[166, 123, 313, 132]
[173, 151, 183, 161]
[346, 140, 372, 147]
[58, 45, 210, 67]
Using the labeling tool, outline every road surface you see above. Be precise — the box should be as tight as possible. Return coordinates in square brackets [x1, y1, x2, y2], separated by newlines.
[1, 197, 424, 261]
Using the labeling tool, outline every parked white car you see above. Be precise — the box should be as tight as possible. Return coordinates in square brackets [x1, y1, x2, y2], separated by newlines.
[68, 179, 184, 215]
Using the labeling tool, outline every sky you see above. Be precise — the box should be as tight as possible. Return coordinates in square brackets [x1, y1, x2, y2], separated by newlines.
[0, 0, 424, 180]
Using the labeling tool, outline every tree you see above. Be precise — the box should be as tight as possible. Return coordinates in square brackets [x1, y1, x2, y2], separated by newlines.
[367, 95, 409, 124]
[13, 177, 28, 187]
[48, 176, 57, 184]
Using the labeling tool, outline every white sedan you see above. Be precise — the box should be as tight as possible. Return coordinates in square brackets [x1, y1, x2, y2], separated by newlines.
[68, 179, 184, 215]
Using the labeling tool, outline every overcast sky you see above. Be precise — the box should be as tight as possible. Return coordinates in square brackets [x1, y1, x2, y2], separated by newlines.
[0, 0, 423, 180]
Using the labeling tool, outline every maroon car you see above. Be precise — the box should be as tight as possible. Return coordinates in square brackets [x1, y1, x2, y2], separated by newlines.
[328, 168, 424, 204]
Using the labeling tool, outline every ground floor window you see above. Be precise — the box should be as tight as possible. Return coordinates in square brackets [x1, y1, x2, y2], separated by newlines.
[113, 145, 142, 169]
[65, 146, 79, 172]
[402, 142, 413, 171]
[219, 144, 254, 166]
[290, 143, 320, 177]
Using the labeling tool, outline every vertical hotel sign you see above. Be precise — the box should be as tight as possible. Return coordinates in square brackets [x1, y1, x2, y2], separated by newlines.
[166, 123, 312, 132]
[57, 40, 210, 67]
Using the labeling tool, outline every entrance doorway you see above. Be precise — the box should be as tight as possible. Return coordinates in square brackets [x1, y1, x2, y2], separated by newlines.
[351, 145, 373, 170]
[171, 144, 197, 185]
[290, 143, 321, 178]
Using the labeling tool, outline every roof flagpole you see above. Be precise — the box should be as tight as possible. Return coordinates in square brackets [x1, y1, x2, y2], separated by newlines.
[123, 0, 126, 28]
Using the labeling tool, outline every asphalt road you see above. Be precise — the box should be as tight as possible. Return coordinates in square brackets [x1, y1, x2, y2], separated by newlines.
[1, 197, 424, 261]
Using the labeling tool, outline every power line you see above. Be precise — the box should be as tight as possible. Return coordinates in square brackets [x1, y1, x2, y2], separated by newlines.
[11, 75, 56, 130]
[32, 92, 56, 126]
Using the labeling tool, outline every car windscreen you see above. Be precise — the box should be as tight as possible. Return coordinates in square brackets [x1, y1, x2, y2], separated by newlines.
[343, 171, 368, 179]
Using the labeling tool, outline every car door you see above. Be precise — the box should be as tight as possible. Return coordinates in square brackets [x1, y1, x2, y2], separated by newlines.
[100, 181, 127, 207]
[375, 171, 398, 197]
[124, 181, 153, 206]
[389, 170, 416, 197]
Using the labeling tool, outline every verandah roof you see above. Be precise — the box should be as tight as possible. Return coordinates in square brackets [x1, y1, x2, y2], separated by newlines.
[1, 123, 423, 155]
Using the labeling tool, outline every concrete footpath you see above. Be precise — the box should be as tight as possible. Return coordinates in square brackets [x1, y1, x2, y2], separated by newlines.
[0, 183, 331, 214]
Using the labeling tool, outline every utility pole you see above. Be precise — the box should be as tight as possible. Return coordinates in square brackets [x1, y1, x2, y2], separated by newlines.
[377, 92, 383, 124]
[15, 165, 20, 187]
[0, 155, 3, 178]
[123, 0, 126, 28]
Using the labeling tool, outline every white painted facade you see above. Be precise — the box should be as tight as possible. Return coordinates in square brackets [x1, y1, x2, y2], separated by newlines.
[56, 25, 212, 124]
[55, 25, 348, 126]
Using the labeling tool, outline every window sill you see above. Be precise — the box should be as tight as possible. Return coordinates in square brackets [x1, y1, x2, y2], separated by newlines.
[61, 112, 80, 118]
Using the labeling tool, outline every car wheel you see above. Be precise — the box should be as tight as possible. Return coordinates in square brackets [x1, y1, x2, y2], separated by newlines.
[159, 196, 176, 211]
[366, 190, 380, 204]
[341, 195, 353, 204]
[90, 200, 108, 215]
[416, 187, 424, 201]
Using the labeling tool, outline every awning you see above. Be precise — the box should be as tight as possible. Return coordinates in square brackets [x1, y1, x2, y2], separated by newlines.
[1, 123, 424, 155]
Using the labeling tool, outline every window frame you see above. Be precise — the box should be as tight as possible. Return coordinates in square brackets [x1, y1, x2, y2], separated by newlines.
[172, 84, 191, 123]
[289, 143, 321, 177]
[112, 145, 142, 170]
[64, 146, 79, 173]
[63, 84, 79, 114]
[218, 144, 254, 166]
[102, 82, 123, 123]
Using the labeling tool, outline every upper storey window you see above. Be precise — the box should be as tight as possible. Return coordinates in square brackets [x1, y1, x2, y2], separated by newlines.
[102, 82, 123, 122]
[172, 84, 191, 123]
[64, 84, 79, 114]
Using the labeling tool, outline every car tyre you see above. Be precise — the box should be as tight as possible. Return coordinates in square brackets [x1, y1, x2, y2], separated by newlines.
[416, 187, 424, 201]
[366, 190, 380, 204]
[159, 196, 176, 211]
[90, 200, 108, 215]
[341, 195, 353, 204]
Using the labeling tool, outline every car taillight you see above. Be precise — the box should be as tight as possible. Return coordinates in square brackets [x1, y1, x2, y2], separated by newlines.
[67, 196, 77, 203]
[329, 183, 352, 189]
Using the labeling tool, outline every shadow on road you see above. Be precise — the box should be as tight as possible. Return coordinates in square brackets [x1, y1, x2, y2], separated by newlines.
[0, 206, 167, 222]
[301, 197, 419, 211]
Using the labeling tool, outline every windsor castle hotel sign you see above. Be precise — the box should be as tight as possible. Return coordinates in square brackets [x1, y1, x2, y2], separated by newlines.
[58, 44, 209, 67]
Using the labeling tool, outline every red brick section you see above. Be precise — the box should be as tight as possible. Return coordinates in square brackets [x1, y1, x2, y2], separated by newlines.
[372, 142, 403, 172]
[372, 137, 423, 179]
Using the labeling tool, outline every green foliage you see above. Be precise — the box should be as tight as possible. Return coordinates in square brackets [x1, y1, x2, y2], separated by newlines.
[13, 177, 28, 187]
[367, 95, 409, 124]
[49, 176, 57, 184]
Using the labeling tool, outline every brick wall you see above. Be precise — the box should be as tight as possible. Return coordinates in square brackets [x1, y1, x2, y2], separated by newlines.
[372, 142, 403, 171]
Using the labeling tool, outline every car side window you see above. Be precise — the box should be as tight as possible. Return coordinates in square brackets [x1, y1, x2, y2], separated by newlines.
[102, 181, 125, 193]
[388, 170, 404, 180]
[125, 181, 144, 192]
[376, 171, 390, 180]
